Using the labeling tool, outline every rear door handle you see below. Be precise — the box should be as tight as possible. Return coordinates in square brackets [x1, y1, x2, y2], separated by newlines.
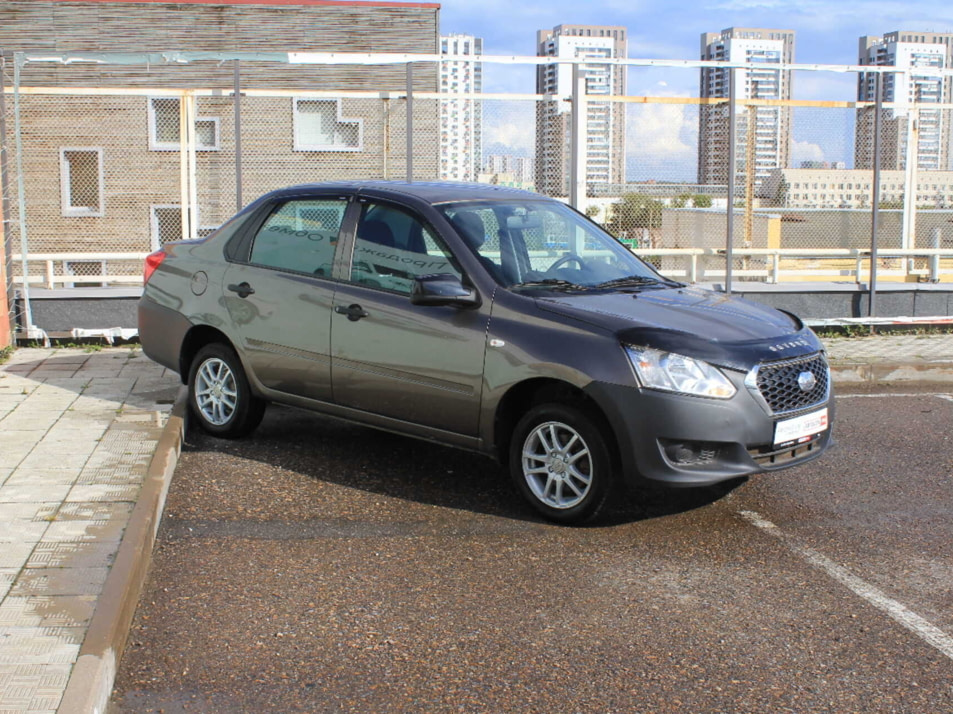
[227, 282, 255, 298]
[334, 303, 370, 321]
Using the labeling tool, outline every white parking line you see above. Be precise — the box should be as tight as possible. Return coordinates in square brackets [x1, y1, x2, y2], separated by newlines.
[739, 510, 953, 662]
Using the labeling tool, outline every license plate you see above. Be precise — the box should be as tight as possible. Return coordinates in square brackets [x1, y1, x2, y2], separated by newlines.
[774, 408, 828, 447]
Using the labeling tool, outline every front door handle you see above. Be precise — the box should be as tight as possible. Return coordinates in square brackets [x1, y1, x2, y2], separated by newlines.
[227, 282, 255, 298]
[334, 303, 370, 321]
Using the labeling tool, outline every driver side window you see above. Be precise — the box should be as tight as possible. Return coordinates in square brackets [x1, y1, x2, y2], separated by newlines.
[349, 202, 461, 295]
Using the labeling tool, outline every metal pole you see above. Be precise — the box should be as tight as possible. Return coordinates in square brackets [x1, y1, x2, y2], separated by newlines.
[901, 105, 918, 256]
[186, 93, 198, 240]
[405, 63, 413, 182]
[869, 72, 883, 319]
[12, 53, 32, 332]
[178, 91, 190, 245]
[233, 59, 242, 212]
[930, 226, 941, 283]
[382, 95, 390, 180]
[569, 63, 587, 211]
[0, 53, 15, 342]
[725, 67, 738, 295]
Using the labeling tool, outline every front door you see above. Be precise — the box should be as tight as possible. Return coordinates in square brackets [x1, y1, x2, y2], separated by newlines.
[330, 200, 489, 436]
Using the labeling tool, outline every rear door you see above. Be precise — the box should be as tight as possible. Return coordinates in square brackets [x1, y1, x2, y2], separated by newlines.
[222, 194, 349, 402]
[330, 198, 490, 436]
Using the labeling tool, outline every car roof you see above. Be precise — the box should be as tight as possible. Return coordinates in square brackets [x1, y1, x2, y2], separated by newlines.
[268, 180, 550, 206]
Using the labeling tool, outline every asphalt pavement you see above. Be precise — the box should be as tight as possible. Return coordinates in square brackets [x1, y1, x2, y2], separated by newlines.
[111, 381, 953, 713]
[0, 333, 951, 712]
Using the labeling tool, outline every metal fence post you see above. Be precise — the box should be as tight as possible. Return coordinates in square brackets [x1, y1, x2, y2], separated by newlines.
[0, 52, 14, 344]
[178, 92, 198, 242]
[869, 71, 883, 319]
[233, 59, 242, 212]
[931, 226, 941, 282]
[901, 100, 919, 271]
[405, 63, 414, 182]
[570, 62, 587, 211]
[382, 93, 391, 180]
[725, 67, 738, 295]
[12, 52, 32, 332]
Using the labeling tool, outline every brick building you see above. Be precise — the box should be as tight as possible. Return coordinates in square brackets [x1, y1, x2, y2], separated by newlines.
[0, 0, 441, 280]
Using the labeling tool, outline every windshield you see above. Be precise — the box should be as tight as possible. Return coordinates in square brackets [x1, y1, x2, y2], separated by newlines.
[437, 199, 672, 290]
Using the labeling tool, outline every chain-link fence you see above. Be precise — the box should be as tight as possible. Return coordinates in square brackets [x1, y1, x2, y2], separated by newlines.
[4, 51, 953, 331]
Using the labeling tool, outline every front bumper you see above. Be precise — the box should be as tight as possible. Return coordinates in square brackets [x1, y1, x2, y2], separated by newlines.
[585, 374, 834, 488]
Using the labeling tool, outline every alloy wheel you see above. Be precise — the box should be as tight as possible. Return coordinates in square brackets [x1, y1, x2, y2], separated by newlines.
[521, 420, 593, 509]
[194, 357, 238, 426]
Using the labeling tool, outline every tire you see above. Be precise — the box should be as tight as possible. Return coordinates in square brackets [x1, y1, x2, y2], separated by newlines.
[509, 403, 614, 525]
[187, 343, 265, 438]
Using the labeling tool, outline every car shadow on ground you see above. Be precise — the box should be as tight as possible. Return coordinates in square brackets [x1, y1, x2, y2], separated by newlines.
[182, 403, 746, 528]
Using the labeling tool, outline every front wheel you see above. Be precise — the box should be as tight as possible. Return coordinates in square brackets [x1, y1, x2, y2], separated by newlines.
[509, 403, 614, 524]
[188, 343, 265, 438]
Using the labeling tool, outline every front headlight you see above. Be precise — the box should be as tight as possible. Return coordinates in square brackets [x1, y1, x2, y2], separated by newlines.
[624, 346, 737, 399]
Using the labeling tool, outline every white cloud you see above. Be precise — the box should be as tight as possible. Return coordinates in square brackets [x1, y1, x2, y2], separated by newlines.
[626, 102, 699, 181]
[482, 102, 537, 154]
[791, 139, 826, 166]
[792, 72, 856, 102]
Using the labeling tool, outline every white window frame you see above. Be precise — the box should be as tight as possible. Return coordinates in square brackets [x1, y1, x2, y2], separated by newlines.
[59, 147, 105, 217]
[193, 117, 221, 151]
[292, 98, 363, 152]
[148, 97, 221, 152]
[150, 204, 182, 250]
[150, 204, 216, 249]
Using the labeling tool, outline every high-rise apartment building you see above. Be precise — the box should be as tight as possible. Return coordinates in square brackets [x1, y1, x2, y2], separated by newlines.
[440, 33, 483, 181]
[484, 154, 535, 181]
[855, 31, 953, 172]
[535, 24, 627, 197]
[698, 27, 794, 188]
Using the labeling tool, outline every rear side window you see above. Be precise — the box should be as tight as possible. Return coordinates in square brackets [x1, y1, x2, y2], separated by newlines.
[249, 199, 347, 276]
[348, 202, 461, 294]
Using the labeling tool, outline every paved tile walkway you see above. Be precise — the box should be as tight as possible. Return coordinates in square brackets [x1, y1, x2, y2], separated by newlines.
[0, 347, 177, 713]
[824, 333, 953, 363]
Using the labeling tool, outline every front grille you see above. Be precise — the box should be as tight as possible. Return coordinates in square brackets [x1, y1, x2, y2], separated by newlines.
[753, 353, 830, 416]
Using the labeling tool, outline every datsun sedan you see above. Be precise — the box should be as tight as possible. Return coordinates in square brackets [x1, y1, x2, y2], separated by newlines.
[139, 181, 833, 523]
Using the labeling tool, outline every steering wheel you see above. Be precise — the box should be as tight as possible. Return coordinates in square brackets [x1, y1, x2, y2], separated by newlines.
[547, 253, 589, 273]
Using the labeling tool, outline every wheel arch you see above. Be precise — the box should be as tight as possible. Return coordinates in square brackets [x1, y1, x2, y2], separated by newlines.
[493, 378, 620, 472]
[178, 325, 237, 385]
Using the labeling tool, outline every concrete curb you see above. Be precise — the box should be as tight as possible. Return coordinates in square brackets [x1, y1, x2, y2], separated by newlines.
[830, 361, 953, 384]
[57, 386, 188, 714]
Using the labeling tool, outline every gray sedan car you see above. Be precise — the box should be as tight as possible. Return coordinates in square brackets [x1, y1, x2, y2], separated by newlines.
[139, 181, 833, 523]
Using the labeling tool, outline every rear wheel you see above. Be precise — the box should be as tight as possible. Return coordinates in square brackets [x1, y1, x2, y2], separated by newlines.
[509, 403, 613, 524]
[188, 343, 265, 438]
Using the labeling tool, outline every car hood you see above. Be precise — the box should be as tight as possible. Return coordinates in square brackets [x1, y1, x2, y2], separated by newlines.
[536, 286, 823, 371]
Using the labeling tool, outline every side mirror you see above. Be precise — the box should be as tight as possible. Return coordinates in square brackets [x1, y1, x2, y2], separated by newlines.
[411, 273, 481, 308]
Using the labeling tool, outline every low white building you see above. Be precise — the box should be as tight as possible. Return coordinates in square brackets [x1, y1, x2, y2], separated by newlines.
[763, 168, 953, 208]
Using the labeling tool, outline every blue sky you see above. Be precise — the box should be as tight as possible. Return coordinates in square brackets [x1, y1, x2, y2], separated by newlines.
[435, 0, 953, 181]
[438, 0, 953, 72]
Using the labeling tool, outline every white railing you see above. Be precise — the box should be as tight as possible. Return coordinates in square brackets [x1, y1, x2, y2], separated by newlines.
[11, 252, 149, 289]
[10, 249, 953, 290]
[631, 248, 953, 284]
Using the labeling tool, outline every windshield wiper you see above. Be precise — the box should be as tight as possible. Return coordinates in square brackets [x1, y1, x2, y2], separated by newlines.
[510, 278, 588, 292]
[591, 275, 681, 290]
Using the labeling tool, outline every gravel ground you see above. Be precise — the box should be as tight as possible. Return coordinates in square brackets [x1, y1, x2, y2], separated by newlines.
[111, 385, 953, 713]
